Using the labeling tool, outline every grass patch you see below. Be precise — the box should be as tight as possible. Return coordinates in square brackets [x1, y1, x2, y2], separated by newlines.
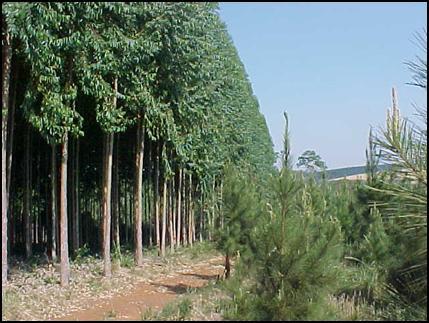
[64, 290, 73, 301]
[43, 275, 58, 285]
[112, 246, 135, 269]
[2, 290, 21, 321]
[328, 293, 427, 321]
[88, 277, 104, 292]
[168, 241, 217, 261]
[140, 279, 229, 321]
[104, 309, 118, 320]
[73, 244, 92, 264]
[140, 298, 192, 321]
[140, 307, 156, 320]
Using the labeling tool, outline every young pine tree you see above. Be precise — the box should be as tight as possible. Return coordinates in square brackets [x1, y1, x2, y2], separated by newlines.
[214, 167, 260, 279]
[224, 112, 344, 321]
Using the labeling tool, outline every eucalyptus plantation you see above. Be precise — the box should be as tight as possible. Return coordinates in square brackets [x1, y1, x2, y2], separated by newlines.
[1, 2, 275, 288]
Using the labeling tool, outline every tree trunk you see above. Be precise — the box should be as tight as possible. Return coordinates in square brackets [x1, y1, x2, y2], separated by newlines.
[2, 17, 11, 284]
[72, 139, 79, 251]
[161, 175, 167, 257]
[69, 137, 74, 252]
[24, 127, 32, 259]
[148, 185, 153, 247]
[102, 76, 117, 277]
[133, 118, 144, 266]
[182, 170, 187, 246]
[225, 253, 231, 279]
[37, 145, 42, 245]
[155, 142, 160, 254]
[102, 132, 114, 277]
[169, 178, 174, 252]
[176, 168, 182, 248]
[192, 202, 196, 243]
[51, 145, 58, 262]
[6, 54, 17, 208]
[172, 176, 176, 246]
[220, 181, 224, 229]
[147, 140, 153, 247]
[128, 180, 132, 245]
[210, 176, 215, 241]
[6, 59, 17, 258]
[44, 150, 49, 246]
[199, 188, 203, 243]
[60, 135, 70, 286]
[8, 199, 13, 257]
[92, 199, 97, 250]
[146, 180, 151, 246]
[82, 194, 86, 247]
[124, 179, 128, 246]
[112, 134, 120, 251]
[188, 173, 193, 246]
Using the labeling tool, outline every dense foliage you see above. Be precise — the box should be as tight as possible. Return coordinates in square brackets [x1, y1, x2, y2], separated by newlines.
[1, 2, 275, 286]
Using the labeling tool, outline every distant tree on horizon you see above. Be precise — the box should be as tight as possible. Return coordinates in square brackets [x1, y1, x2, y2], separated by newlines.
[296, 150, 328, 173]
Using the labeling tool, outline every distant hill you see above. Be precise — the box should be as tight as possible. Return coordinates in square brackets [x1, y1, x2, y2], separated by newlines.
[323, 164, 391, 180]
[293, 164, 391, 181]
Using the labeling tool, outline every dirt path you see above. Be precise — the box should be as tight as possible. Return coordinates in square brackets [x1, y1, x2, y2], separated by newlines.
[54, 256, 225, 321]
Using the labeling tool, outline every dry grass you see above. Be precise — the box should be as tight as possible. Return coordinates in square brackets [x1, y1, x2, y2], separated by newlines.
[2, 256, 143, 321]
[140, 280, 231, 321]
[327, 294, 378, 320]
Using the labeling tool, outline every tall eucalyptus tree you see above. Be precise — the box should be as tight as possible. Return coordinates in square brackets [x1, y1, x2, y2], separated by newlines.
[2, 3, 13, 285]
[78, 2, 135, 277]
[12, 3, 86, 286]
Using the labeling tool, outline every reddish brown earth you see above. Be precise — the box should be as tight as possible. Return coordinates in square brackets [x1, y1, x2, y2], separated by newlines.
[54, 256, 225, 321]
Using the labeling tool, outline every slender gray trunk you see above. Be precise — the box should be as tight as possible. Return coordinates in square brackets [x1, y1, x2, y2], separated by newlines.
[60, 135, 70, 286]
[161, 175, 167, 257]
[155, 142, 160, 254]
[220, 181, 224, 229]
[112, 134, 120, 251]
[169, 179, 174, 252]
[72, 139, 79, 251]
[148, 140, 153, 247]
[101, 78, 117, 277]
[24, 127, 32, 259]
[176, 168, 182, 248]
[199, 188, 203, 243]
[102, 132, 114, 277]
[182, 170, 187, 246]
[134, 118, 144, 266]
[2, 18, 11, 284]
[188, 173, 193, 246]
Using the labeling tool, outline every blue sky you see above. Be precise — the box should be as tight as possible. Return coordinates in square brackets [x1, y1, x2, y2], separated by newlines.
[218, 2, 427, 169]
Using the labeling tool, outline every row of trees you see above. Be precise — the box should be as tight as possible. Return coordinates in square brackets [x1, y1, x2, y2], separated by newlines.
[1, 2, 275, 286]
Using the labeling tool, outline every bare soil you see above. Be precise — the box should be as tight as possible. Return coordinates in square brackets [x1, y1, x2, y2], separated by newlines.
[54, 255, 225, 321]
[2, 244, 226, 321]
